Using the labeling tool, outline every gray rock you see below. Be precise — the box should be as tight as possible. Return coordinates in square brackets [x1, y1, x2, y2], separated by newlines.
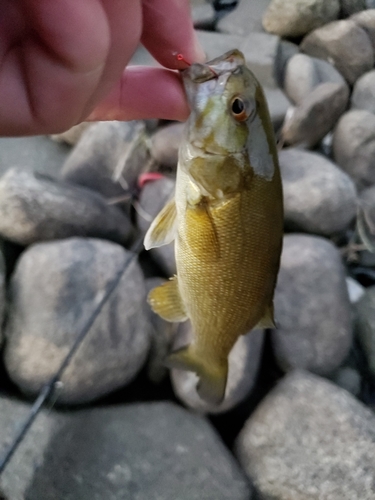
[284, 53, 347, 105]
[351, 70, 375, 114]
[50, 122, 92, 146]
[357, 185, 375, 251]
[333, 110, 375, 188]
[355, 285, 375, 376]
[236, 371, 375, 500]
[171, 321, 264, 414]
[332, 366, 362, 396]
[281, 82, 349, 148]
[217, 0, 272, 36]
[263, 0, 340, 37]
[145, 277, 176, 384]
[341, 0, 366, 16]
[4, 238, 150, 404]
[272, 235, 352, 375]
[279, 149, 357, 235]
[0, 168, 132, 246]
[301, 20, 374, 85]
[137, 177, 176, 276]
[352, 9, 375, 51]
[0, 399, 251, 500]
[346, 276, 365, 304]
[150, 123, 184, 171]
[61, 120, 151, 201]
[263, 88, 292, 130]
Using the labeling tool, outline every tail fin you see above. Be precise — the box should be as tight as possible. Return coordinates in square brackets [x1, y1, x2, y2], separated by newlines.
[166, 345, 228, 405]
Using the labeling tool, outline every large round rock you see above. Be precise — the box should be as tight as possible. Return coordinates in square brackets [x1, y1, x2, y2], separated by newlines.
[272, 235, 352, 375]
[4, 238, 151, 404]
[262, 0, 340, 38]
[333, 110, 375, 188]
[0, 168, 132, 246]
[351, 70, 375, 114]
[301, 20, 374, 84]
[236, 371, 375, 500]
[280, 149, 357, 235]
[0, 248, 4, 347]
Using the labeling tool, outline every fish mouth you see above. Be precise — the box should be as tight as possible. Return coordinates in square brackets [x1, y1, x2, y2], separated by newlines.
[182, 49, 245, 84]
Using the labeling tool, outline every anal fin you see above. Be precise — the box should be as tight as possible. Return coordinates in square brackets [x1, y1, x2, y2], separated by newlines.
[254, 303, 276, 330]
[166, 345, 228, 405]
[148, 276, 187, 322]
[144, 197, 177, 250]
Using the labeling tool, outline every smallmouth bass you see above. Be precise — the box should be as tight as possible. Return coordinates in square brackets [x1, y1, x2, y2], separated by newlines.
[145, 50, 283, 405]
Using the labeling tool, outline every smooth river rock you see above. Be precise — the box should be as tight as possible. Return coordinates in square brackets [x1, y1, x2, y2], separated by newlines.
[352, 8, 375, 51]
[0, 168, 132, 246]
[0, 398, 251, 500]
[0, 248, 4, 347]
[281, 82, 349, 148]
[279, 149, 357, 235]
[236, 371, 375, 500]
[263, 0, 340, 38]
[284, 53, 347, 105]
[301, 19, 374, 84]
[272, 235, 352, 375]
[4, 238, 151, 404]
[333, 110, 375, 188]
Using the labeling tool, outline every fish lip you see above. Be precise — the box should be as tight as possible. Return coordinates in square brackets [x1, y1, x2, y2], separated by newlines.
[182, 49, 246, 84]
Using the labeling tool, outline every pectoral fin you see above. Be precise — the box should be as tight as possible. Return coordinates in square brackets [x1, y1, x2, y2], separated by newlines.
[144, 198, 177, 250]
[185, 200, 220, 261]
[148, 276, 187, 322]
[254, 303, 276, 330]
[166, 345, 228, 405]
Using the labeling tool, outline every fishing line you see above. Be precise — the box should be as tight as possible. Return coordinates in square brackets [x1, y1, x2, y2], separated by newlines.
[0, 237, 144, 475]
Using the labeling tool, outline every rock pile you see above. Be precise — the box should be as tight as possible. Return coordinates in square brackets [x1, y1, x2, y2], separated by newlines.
[0, 0, 375, 498]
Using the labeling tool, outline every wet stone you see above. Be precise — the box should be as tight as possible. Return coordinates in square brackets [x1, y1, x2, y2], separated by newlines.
[4, 238, 151, 404]
[272, 235, 352, 375]
[355, 285, 375, 377]
[346, 276, 365, 304]
[171, 321, 264, 414]
[61, 120, 151, 201]
[351, 70, 375, 114]
[284, 53, 347, 105]
[236, 371, 375, 500]
[0, 168, 132, 246]
[301, 20, 374, 85]
[263, 88, 291, 130]
[333, 110, 375, 188]
[331, 366, 362, 396]
[262, 0, 340, 38]
[281, 82, 349, 148]
[279, 149, 357, 235]
[137, 177, 176, 276]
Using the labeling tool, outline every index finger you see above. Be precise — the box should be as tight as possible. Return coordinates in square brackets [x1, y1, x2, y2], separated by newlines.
[141, 0, 206, 69]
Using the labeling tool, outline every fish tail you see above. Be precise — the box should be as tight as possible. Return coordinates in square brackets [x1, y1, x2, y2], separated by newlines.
[166, 345, 228, 405]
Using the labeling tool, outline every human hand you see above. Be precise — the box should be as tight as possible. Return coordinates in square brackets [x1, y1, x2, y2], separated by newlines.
[0, 0, 205, 136]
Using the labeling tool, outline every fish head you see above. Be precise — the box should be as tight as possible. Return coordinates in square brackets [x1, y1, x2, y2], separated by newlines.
[182, 49, 277, 181]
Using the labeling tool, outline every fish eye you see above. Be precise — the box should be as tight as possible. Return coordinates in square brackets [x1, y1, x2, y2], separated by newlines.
[230, 97, 251, 122]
